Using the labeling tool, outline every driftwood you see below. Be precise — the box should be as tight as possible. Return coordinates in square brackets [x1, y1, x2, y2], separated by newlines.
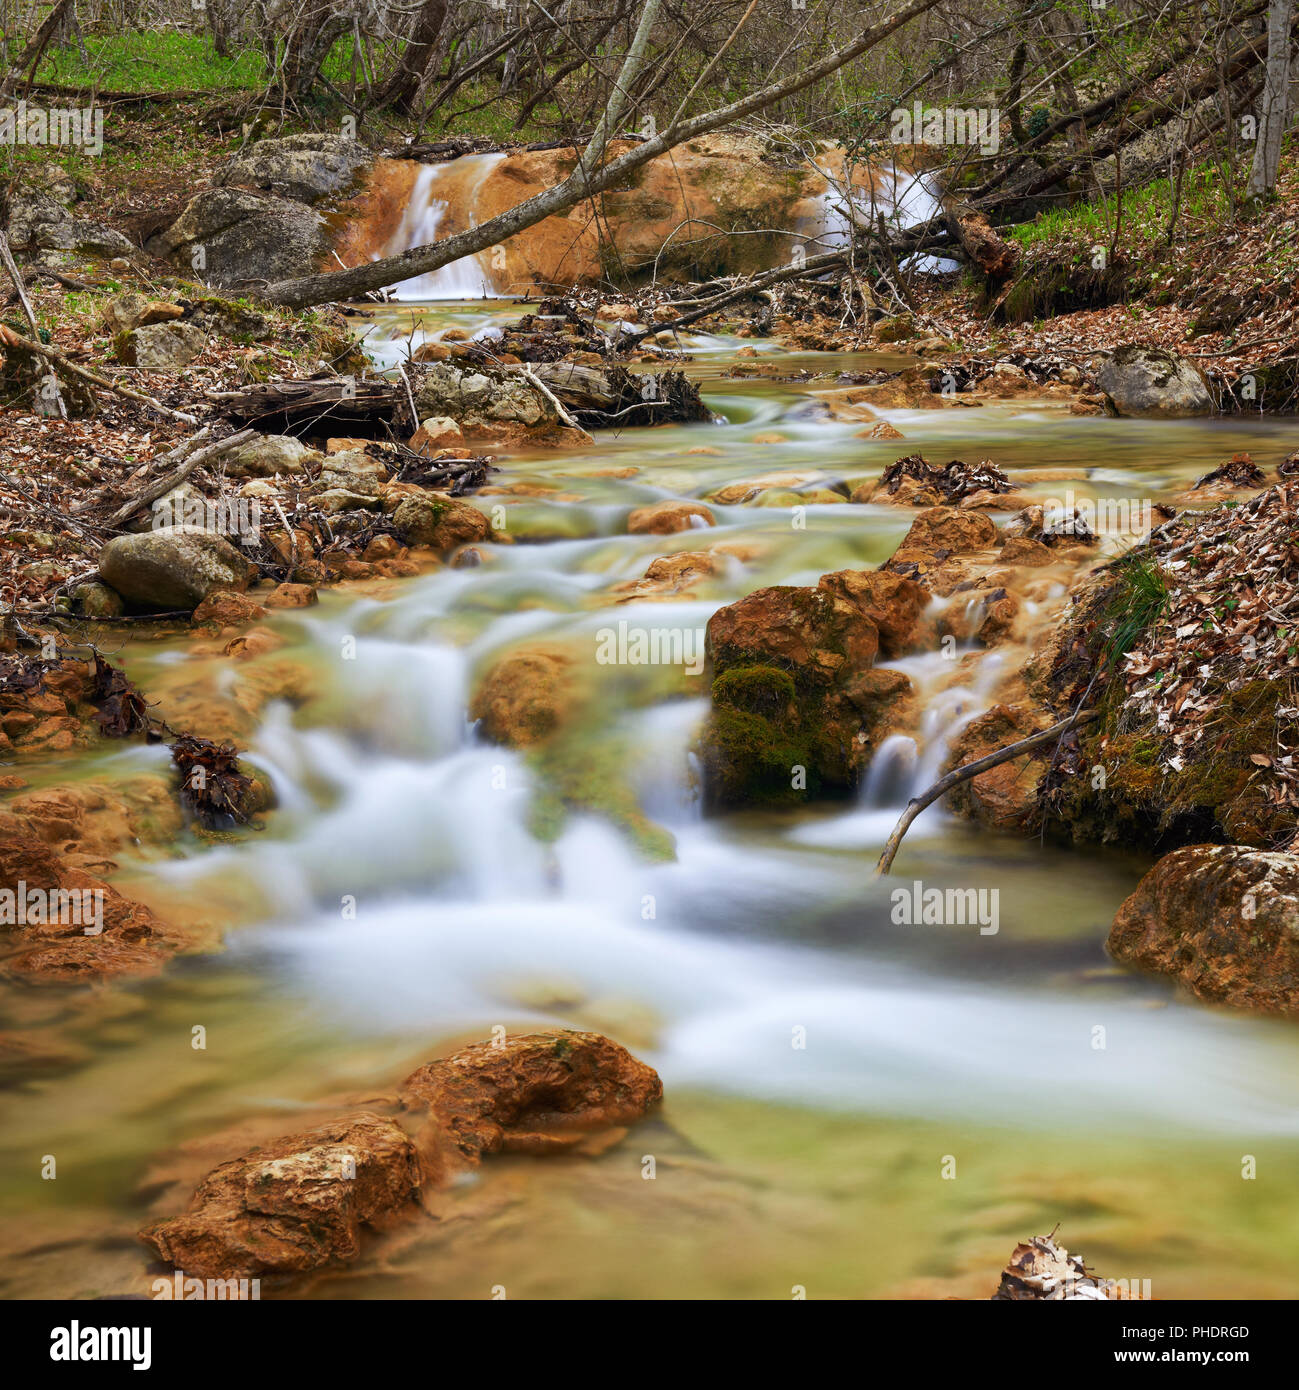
[874, 708, 1099, 876]
[105, 428, 256, 528]
[212, 377, 413, 435]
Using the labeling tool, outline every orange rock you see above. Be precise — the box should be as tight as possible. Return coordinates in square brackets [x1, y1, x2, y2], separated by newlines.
[191, 590, 268, 629]
[400, 1030, 662, 1176]
[139, 1114, 422, 1279]
[262, 582, 318, 608]
[1109, 846, 1299, 1016]
[470, 645, 575, 748]
[626, 499, 715, 535]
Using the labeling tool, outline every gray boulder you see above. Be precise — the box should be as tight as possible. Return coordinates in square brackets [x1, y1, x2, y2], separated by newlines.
[145, 187, 329, 290]
[414, 363, 558, 432]
[99, 526, 258, 612]
[118, 322, 207, 370]
[214, 134, 372, 205]
[1095, 345, 1213, 419]
[225, 434, 317, 478]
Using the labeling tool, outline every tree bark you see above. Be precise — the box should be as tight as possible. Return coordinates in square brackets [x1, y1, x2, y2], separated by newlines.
[373, 0, 448, 113]
[1248, 0, 1295, 198]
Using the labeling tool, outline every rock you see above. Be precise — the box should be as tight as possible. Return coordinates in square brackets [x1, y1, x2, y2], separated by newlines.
[943, 702, 1052, 832]
[139, 1114, 421, 1279]
[411, 341, 451, 362]
[99, 527, 258, 612]
[102, 293, 185, 335]
[145, 187, 330, 290]
[613, 550, 726, 602]
[399, 1030, 662, 1176]
[470, 646, 575, 747]
[998, 536, 1056, 567]
[191, 591, 267, 629]
[701, 573, 917, 807]
[413, 362, 559, 439]
[1095, 345, 1213, 419]
[875, 314, 916, 342]
[214, 134, 372, 205]
[626, 500, 715, 535]
[317, 449, 387, 495]
[0, 831, 177, 979]
[1108, 845, 1299, 1016]
[317, 489, 381, 514]
[262, 582, 318, 609]
[225, 434, 316, 478]
[815, 568, 931, 657]
[70, 582, 124, 619]
[391, 495, 492, 551]
[117, 322, 206, 370]
[897, 506, 998, 555]
[409, 416, 464, 453]
[855, 421, 906, 441]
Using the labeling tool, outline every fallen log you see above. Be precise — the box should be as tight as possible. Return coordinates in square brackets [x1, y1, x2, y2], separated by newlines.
[874, 708, 1099, 876]
[212, 377, 412, 435]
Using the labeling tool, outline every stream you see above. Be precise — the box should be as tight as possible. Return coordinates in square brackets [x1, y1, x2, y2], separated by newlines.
[4, 302, 1299, 1300]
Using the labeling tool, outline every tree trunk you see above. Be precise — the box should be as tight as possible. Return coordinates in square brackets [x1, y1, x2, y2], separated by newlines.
[373, 0, 448, 113]
[1248, 0, 1295, 198]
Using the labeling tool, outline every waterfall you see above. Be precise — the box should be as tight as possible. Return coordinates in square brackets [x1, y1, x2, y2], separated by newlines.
[383, 154, 508, 301]
[812, 163, 959, 274]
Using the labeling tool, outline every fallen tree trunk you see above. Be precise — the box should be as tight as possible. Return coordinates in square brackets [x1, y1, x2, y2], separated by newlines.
[211, 377, 413, 435]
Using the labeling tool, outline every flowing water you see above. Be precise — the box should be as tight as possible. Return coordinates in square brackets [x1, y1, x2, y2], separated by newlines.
[5, 305, 1299, 1300]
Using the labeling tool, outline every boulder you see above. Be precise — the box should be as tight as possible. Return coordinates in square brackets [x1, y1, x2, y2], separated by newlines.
[626, 500, 715, 535]
[317, 449, 388, 495]
[898, 506, 998, 555]
[413, 362, 558, 437]
[225, 434, 316, 478]
[102, 293, 185, 335]
[145, 187, 330, 289]
[117, 322, 206, 370]
[470, 645, 575, 747]
[700, 573, 917, 807]
[942, 702, 1052, 832]
[214, 134, 372, 205]
[99, 527, 258, 612]
[400, 1030, 662, 1175]
[139, 1114, 421, 1279]
[1095, 345, 1213, 419]
[391, 495, 492, 551]
[409, 416, 465, 453]
[1108, 845, 1299, 1015]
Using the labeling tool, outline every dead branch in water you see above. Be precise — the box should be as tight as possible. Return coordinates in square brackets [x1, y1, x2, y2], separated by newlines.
[874, 708, 1099, 877]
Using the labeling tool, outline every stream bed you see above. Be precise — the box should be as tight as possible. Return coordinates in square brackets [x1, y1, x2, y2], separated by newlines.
[3, 303, 1299, 1300]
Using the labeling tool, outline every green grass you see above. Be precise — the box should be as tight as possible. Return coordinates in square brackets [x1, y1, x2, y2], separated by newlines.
[1010, 163, 1239, 251]
[32, 31, 264, 92]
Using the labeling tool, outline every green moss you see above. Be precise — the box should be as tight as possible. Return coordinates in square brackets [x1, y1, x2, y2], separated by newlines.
[699, 706, 818, 809]
[712, 665, 796, 720]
